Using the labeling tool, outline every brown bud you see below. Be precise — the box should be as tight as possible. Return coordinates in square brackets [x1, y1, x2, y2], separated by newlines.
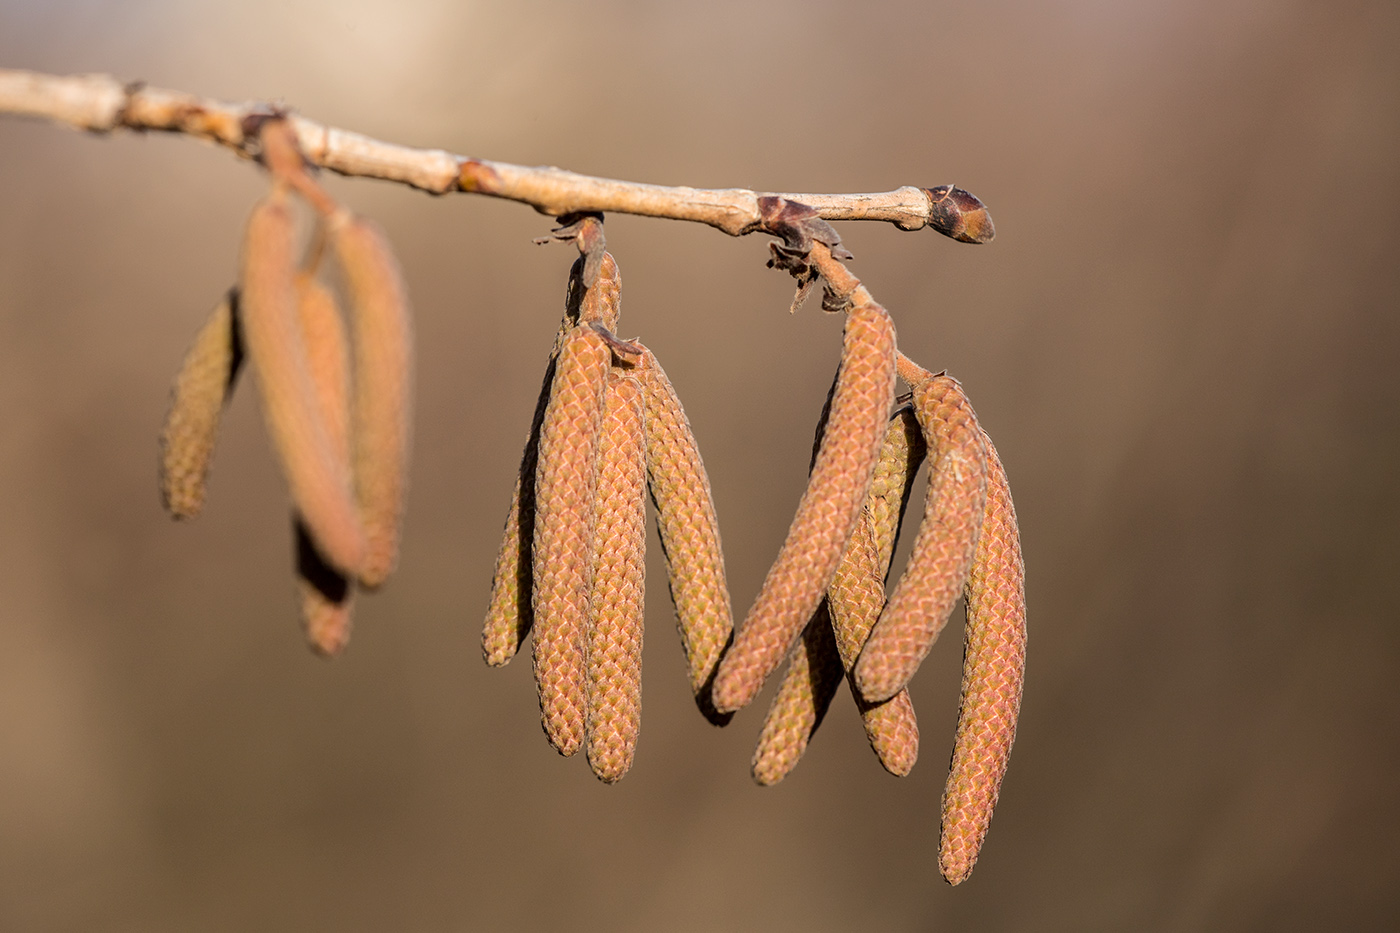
[159, 288, 243, 519]
[924, 185, 995, 244]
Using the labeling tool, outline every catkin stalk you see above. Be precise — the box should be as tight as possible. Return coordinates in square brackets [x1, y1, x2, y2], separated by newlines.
[240, 192, 365, 577]
[636, 347, 734, 721]
[584, 372, 648, 782]
[159, 288, 243, 519]
[855, 373, 987, 704]
[532, 323, 611, 756]
[712, 300, 897, 714]
[329, 211, 413, 590]
[939, 429, 1026, 885]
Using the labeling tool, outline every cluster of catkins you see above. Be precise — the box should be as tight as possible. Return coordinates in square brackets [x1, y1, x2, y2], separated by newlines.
[157, 121, 1022, 886]
[482, 207, 1026, 885]
[159, 119, 412, 656]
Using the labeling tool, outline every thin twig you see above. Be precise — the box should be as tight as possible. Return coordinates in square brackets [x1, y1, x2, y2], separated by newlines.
[0, 68, 993, 241]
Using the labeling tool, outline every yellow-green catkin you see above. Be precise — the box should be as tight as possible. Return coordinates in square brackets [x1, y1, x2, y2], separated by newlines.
[159, 288, 242, 520]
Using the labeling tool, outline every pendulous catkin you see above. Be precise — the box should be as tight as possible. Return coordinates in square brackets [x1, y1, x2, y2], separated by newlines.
[855, 372, 987, 704]
[750, 602, 845, 785]
[532, 322, 612, 756]
[751, 405, 923, 782]
[939, 427, 1026, 886]
[482, 252, 620, 666]
[584, 371, 648, 782]
[635, 347, 733, 719]
[712, 299, 897, 714]
[160, 288, 243, 520]
[239, 192, 366, 578]
[329, 211, 413, 590]
[291, 271, 356, 657]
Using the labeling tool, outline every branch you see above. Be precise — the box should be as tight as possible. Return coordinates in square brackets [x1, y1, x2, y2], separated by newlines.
[0, 68, 994, 243]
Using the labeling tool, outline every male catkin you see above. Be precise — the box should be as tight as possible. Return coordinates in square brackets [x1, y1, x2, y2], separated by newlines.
[584, 371, 647, 783]
[635, 348, 733, 718]
[160, 289, 242, 520]
[712, 300, 896, 713]
[939, 428, 1026, 886]
[329, 212, 413, 590]
[292, 272, 356, 657]
[856, 373, 987, 704]
[532, 323, 611, 756]
[239, 193, 365, 578]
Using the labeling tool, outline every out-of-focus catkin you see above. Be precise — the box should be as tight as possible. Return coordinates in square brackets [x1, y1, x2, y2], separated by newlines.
[585, 371, 647, 783]
[292, 272, 356, 657]
[239, 193, 365, 578]
[160, 289, 243, 520]
[532, 323, 611, 756]
[712, 300, 896, 714]
[635, 347, 733, 718]
[856, 373, 987, 704]
[329, 211, 413, 590]
[939, 428, 1026, 886]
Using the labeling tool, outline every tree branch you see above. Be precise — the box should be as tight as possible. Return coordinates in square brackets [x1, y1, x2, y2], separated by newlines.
[0, 68, 993, 242]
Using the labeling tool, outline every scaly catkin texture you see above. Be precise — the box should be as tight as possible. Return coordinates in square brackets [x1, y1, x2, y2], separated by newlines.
[636, 347, 734, 721]
[240, 193, 365, 578]
[160, 288, 243, 519]
[292, 272, 356, 657]
[329, 212, 413, 590]
[482, 357, 555, 666]
[856, 373, 987, 704]
[532, 323, 611, 756]
[752, 406, 923, 782]
[939, 428, 1026, 886]
[585, 372, 647, 782]
[750, 602, 844, 785]
[482, 252, 620, 666]
[712, 300, 896, 714]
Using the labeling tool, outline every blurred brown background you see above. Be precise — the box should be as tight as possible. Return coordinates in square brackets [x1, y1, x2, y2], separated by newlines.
[2, 0, 1398, 929]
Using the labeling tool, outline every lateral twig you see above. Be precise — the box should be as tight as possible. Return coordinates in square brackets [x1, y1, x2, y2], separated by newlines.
[0, 68, 994, 242]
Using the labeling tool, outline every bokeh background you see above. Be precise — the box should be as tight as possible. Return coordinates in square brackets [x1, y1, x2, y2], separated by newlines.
[2, 1, 1398, 929]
